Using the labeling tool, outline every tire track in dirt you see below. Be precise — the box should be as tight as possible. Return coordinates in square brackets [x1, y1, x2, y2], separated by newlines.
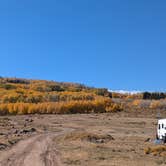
[0, 128, 71, 166]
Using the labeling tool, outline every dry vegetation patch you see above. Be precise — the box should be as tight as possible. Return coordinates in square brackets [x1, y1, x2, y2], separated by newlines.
[62, 131, 114, 144]
[55, 131, 117, 165]
[144, 145, 166, 156]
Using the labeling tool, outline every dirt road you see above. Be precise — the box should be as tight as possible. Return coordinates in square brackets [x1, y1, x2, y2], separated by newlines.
[0, 133, 62, 166]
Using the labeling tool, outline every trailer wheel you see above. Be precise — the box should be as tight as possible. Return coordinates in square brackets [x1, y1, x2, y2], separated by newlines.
[164, 137, 166, 144]
[156, 134, 159, 140]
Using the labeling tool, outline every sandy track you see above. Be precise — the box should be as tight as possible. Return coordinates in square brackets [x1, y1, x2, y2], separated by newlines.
[0, 133, 62, 166]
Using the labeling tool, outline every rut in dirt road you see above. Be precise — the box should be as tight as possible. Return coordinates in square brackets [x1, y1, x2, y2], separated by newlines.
[0, 134, 62, 166]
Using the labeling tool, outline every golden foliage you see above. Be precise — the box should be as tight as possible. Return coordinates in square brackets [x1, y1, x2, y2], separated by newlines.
[0, 99, 123, 115]
[0, 78, 125, 114]
[144, 146, 166, 156]
[150, 100, 160, 109]
[132, 100, 142, 107]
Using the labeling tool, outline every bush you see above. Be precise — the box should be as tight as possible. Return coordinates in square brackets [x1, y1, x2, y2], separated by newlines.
[144, 146, 166, 156]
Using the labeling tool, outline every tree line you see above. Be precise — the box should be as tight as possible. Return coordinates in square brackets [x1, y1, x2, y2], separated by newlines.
[143, 92, 166, 100]
[0, 99, 123, 115]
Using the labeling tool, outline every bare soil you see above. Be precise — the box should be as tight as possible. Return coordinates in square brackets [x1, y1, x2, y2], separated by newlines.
[0, 110, 166, 166]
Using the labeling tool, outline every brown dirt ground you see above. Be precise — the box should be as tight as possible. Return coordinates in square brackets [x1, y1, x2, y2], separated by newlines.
[0, 110, 166, 166]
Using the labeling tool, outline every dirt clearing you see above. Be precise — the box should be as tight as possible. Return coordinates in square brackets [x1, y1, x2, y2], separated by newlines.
[0, 111, 165, 165]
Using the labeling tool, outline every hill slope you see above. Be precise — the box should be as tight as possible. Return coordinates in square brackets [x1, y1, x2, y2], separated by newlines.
[0, 77, 122, 115]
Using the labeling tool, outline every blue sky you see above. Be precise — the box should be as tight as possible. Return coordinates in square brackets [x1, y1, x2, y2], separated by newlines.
[0, 0, 166, 91]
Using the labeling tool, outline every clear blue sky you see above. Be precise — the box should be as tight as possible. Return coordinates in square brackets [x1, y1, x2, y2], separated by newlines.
[0, 0, 166, 91]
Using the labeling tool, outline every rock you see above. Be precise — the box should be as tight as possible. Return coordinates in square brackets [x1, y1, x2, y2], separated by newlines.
[145, 138, 151, 142]
[0, 133, 5, 135]
[30, 128, 36, 132]
[96, 139, 104, 143]
[20, 128, 36, 134]
[13, 129, 19, 134]
[25, 118, 33, 123]
[0, 143, 8, 150]
[8, 139, 19, 145]
[86, 134, 114, 144]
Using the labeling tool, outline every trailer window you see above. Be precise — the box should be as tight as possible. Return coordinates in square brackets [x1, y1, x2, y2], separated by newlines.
[159, 124, 160, 130]
[162, 124, 164, 128]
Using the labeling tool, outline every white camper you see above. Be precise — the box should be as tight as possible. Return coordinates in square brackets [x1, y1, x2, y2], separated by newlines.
[157, 119, 166, 143]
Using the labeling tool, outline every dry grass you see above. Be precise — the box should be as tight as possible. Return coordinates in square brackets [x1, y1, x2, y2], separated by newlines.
[62, 131, 114, 144]
[56, 131, 116, 166]
[144, 145, 166, 156]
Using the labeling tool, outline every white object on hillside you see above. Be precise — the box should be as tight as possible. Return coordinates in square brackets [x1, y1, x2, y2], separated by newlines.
[108, 89, 142, 95]
[157, 119, 166, 142]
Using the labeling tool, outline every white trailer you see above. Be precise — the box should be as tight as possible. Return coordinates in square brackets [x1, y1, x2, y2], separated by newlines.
[157, 119, 166, 143]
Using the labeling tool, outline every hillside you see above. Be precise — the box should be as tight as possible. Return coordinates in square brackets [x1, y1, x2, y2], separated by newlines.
[0, 77, 166, 115]
[0, 77, 122, 115]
